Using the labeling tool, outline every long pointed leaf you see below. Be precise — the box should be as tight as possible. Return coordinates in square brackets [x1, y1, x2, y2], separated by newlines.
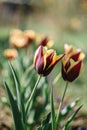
[9, 62, 25, 123]
[63, 105, 83, 130]
[4, 82, 24, 130]
[37, 113, 51, 130]
[9, 62, 21, 111]
[60, 98, 80, 123]
[37, 127, 42, 130]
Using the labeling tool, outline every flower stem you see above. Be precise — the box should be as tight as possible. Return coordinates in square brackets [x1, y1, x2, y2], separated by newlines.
[25, 75, 41, 115]
[50, 86, 56, 130]
[56, 82, 68, 127]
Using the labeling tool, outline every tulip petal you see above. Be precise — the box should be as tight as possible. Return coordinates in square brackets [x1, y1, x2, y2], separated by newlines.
[34, 46, 44, 74]
[67, 61, 82, 82]
[65, 60, 71, 72]
[51, 53, 64, 67]
[43, 47, 54, 69]
[43, 54, 64, 76]
[78, 52, 85, 60]
[71, 51, 81, 61]
[62, 64, 68, 81]
[40, 37, 48, 46]
[64, 44, 73, 54]
[45, 52, 54, 69]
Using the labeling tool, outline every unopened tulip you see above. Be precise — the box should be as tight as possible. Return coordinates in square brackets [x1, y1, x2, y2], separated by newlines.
[34, 45, 64, 76]
[39, 37, 54, 48]
[62, 44, 85, 82]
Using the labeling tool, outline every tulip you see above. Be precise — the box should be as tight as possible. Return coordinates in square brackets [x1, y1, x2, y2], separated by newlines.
[4, 49, 18, 59]
[39, 37, 54, 48]
[62, 44, 85, 82]
[24, 30, 36, 42]
[9, 29, 28, 48]
[34, 45, 64, 76]
[36, 34, 54, 48]
[40, 37, 49, 46]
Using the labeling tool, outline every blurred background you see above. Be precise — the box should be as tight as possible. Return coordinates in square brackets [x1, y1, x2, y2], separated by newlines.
[0, 0, 87, 129]
[0, 0, 87, 49]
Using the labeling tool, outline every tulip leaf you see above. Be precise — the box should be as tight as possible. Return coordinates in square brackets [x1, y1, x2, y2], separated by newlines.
[42, 112, 51, 125]
[37, 127, 42, 130]
[42, 123, 52, 130]
[37, 112, 51, 130]
[63, 105, 83, 130]
[4, 82, 24, 130]
[9, 62, 21, 109]
[50, 86, 56, 130]
[9, 62, 25, 123]
[59, 98, 80, 122]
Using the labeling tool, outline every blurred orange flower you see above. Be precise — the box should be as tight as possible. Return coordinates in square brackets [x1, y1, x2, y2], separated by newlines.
[24, 30, 36, 42]
[4, 49, 18, 59]
[9, 29, 29, 48]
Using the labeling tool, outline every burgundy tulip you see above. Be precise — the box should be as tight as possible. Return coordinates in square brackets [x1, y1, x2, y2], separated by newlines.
[62, 44, 85, 82]
[34, 45, 64, 76]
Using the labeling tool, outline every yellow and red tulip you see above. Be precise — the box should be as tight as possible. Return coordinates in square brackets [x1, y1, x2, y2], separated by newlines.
[34, 45, 64, 76]
[62, 44, 85, 82]
[4, 49, 18, 59]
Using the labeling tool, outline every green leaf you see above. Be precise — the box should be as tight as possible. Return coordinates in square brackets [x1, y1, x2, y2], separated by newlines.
[37, 113, 51, 130]
[4, 82, 24, 130]
[37, 127, 42, 130]
[9, 62, 25, 124]
[25, 75, 41, 118]
[9, 62, 21, 111]
[50, 86, 56, 130]
[63, 105, 83, 130]
[42, 112, 51, 126]
[42, 123, 51, 130]
[60, 98, 80, 119]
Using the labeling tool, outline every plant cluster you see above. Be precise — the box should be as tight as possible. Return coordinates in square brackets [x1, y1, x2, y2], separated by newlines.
[1, 28, 86, 130]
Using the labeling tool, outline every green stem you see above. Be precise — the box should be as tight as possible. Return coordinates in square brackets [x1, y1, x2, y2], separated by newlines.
[56, 82, 68, 127]
[51, 86, 56, 130]
[25, 75, 41, 115]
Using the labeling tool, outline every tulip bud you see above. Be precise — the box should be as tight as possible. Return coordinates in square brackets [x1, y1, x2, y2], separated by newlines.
[39, 37, 54, 48]
[62, 44, 85, 82]
[34, 45, 64, 76]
